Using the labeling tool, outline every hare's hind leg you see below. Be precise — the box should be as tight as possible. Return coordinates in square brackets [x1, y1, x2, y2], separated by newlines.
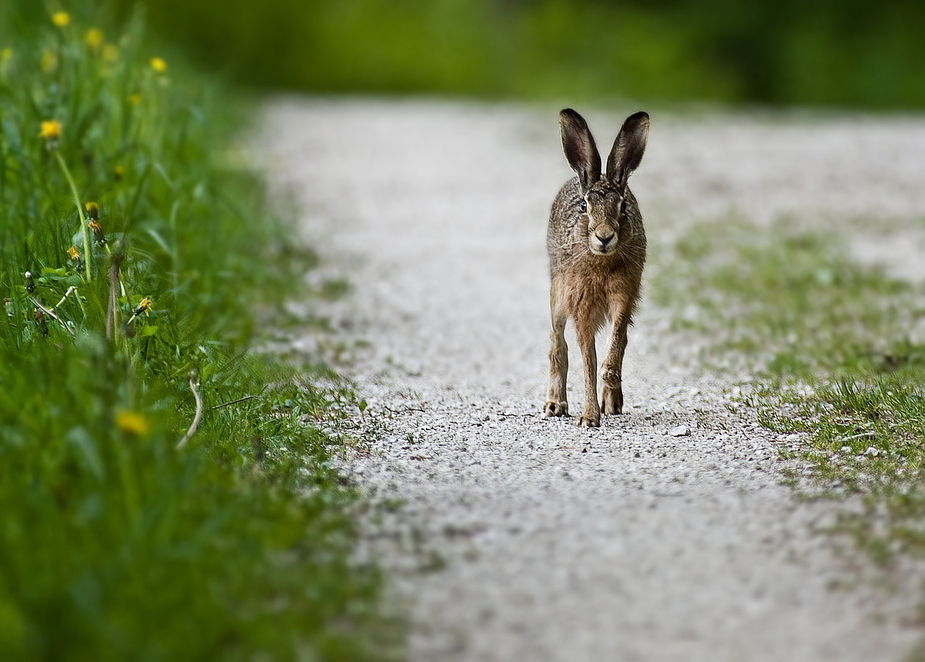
[601, 317, 629, 415]
[544, 307, 569, 418]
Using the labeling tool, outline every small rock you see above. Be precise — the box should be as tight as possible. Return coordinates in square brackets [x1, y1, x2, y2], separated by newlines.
[863, 446, 880, 457]
[669, 425, 691, 437]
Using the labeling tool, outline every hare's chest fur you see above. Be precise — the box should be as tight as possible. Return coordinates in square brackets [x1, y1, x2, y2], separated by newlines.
[554, 251, 643, 330]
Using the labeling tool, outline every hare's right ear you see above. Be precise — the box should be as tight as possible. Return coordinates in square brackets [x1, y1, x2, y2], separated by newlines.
[559, 109, 601, 194]
[606, 111, 649, 189]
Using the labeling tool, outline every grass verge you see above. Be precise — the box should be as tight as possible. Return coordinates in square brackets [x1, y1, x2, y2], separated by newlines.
[652, 216, 925, 568]
[0, 10, 401, 661]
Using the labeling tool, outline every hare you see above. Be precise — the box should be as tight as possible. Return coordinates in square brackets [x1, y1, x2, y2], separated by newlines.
[544, 109, 649, 427]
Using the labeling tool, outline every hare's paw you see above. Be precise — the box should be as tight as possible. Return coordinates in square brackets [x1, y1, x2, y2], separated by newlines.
[574, 413, 600, 428]
[544, 401, 569, 417]
[601, 385, 623, 415]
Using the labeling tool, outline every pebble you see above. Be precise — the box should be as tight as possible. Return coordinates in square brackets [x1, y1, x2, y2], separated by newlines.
[669, 425, 692, 437]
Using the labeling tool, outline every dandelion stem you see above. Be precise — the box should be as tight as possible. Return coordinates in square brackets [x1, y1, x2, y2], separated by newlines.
[52, 285, 77, 310]
[53, 150, 92, 280]
[177, 375, 203, 450]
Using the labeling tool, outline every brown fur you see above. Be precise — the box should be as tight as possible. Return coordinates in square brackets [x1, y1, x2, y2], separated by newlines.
[544, 109, 649, 427]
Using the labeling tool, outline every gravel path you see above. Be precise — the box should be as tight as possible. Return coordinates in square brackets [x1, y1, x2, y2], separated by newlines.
[256, 98, 925, 662]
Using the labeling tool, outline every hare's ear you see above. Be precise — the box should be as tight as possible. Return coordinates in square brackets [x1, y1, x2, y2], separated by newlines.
[606, 111, 649, 189]
[559, 109, 601, 194]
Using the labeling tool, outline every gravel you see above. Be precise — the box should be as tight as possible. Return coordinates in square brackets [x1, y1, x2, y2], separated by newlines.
[255, 97, 925, 662]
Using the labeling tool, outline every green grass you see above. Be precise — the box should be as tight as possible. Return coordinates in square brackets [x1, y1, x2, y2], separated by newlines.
[0, 10, 401, 661]
[652, 217, 925, 568]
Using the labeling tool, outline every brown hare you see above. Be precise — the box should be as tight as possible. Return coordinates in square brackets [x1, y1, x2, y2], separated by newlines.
[544, 109, 649, 427]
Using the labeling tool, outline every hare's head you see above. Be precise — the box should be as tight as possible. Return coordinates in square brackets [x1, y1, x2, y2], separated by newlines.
[559, 109, 649, 256]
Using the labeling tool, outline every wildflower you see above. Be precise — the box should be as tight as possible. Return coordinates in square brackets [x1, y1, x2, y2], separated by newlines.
[51, 12, 70, 27]
[68, 245, 82, 270]
[39, 120, 62, 142]
[24, 271, 35, 293]
[88, 219, 106, 244]
[113, 164, 124, 181]
[149, 57, 167, 73]
[133, 297, 152, 317]
[128, 93, 141, 106]
[85, 201, 99, 220]
[85, 28, 103, 50]
[39, 119, 63, 154]
[40, 49, 57, 73]
[115, 410, 150, 437]
[102, 44, 118, 62]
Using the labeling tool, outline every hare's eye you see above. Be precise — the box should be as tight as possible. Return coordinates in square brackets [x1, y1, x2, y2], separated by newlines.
[579, 201, 587, 213]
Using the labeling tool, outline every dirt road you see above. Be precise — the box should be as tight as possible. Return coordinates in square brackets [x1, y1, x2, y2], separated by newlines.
[257, 98, 925, 661]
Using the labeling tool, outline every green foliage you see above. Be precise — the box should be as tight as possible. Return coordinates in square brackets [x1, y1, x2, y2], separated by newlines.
[96, 0, 925, 110]
[0, 9, 399, 661]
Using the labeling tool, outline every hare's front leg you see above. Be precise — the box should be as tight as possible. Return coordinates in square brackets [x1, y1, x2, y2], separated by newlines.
[575, 322, 601, 427]
[601, 317, 629, 415]
[544, 310, 569, 417]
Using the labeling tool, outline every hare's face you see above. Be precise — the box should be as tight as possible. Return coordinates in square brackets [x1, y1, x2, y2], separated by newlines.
[584, 183, 624, 256]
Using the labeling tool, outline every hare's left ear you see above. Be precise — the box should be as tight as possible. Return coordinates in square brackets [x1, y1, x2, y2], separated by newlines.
[606, 111, 649, 189]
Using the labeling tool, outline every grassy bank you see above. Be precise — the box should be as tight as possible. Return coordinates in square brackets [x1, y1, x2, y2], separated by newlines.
[0, 11, 399, 661]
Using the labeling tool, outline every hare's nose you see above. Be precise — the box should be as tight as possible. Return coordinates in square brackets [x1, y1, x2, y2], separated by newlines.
[596, 233, 614, 248]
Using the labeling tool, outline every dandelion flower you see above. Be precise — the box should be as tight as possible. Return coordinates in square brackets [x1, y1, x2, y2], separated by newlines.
[113, 165, 124, 181]
[133, 297, 152, 317]
[39, 119, 62, 144]
[115, 410, 150, 437]
[85, 201, 99, 219]
[149, 57, 167, 73]
[102, 44, 118, 62]
[85, 28, 103, 50]
[67, 246, 80, 263]
[51, 12, 70, 27]
[88, 219, 106, 244]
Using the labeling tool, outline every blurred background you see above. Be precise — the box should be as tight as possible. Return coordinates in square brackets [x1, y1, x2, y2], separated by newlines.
[7, 0, 920, 110]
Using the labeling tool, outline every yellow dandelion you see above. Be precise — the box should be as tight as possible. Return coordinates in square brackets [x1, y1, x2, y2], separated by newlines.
[149, 57, 167, 73]
[102, 44, 118, 62]
[85, 28, 103, 50]
[85, 201, 99, 219]
[134, 297, 152, 317]
[128, 93, 141, 106]
[113, 164, 124, 181]
[115, 410, 150, 437]
[88, 219, 105, 243]
[51, 12, 70, 27]
[39, 119, 62, 141]
[67, 245, 80, 262]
